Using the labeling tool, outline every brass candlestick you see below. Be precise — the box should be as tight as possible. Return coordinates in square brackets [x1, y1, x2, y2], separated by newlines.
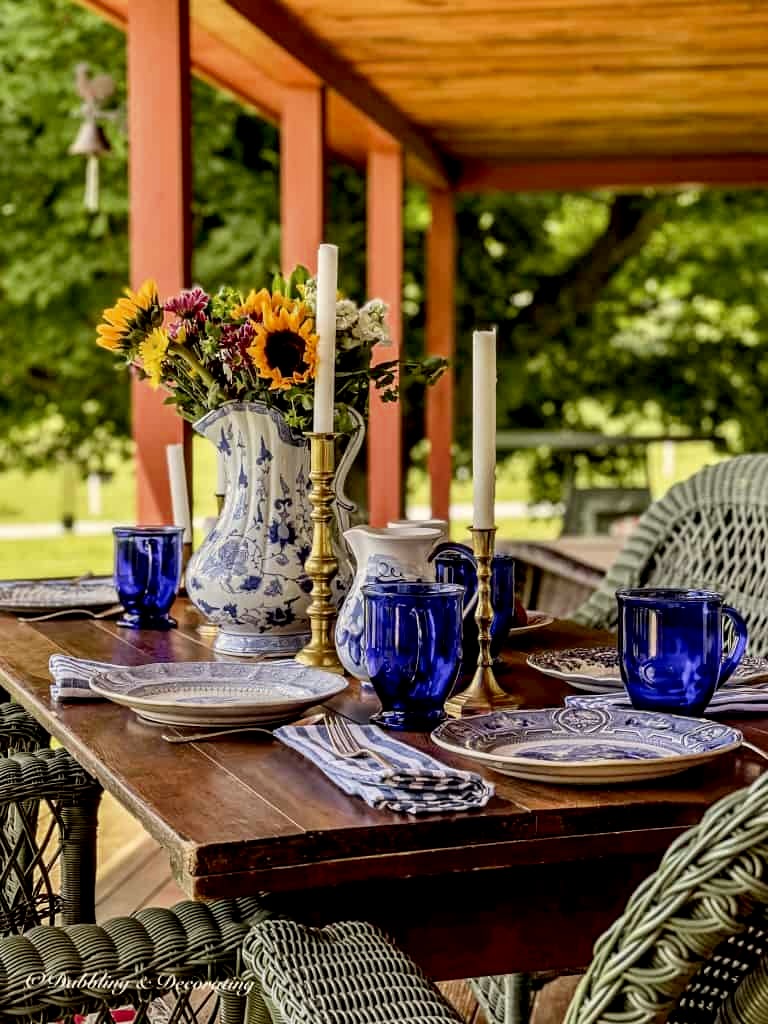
[295, 433, 345, 673]
[445, 527, 521, 716]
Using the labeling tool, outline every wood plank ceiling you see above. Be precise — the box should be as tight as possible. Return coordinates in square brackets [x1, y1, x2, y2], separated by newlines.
[273, 0, 768, 162]
[81, 0, 768, 187]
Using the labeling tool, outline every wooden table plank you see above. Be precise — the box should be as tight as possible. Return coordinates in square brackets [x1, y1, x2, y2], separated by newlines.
[0, 601, 765, 979]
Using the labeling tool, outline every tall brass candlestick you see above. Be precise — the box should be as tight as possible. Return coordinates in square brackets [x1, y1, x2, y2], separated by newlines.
[295, 434, 345, 673]
[445, 527, 521, 716]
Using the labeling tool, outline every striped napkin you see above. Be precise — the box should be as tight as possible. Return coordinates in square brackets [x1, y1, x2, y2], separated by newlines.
[49, 655, 121, 702]
[566, 687, 768, 716]
[274, 721, 494, 815]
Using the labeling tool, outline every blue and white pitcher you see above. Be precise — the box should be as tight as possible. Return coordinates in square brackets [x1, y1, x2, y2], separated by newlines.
[335, 525, 469, 680]
[187, 401, 363, 656]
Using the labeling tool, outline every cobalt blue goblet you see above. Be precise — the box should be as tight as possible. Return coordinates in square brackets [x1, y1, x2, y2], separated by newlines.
[617, 587, 748, 716]
[113, 526, 184, 630]
[433, 552, 516, 670]
[363, 582, 464, 730]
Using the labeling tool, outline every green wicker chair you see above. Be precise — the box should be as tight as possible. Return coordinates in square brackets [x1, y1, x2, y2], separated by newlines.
[0, 895, 268, 1023]
[474, 456, 768, 1024]
[0, 745, 101, 932]
[0, 702, 49, 754]
[573, 454, 768, 653]
[242, 917, 464, 1023]
[564, 767, 768, 1023]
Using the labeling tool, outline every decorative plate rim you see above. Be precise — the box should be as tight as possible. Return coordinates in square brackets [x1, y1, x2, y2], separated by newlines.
[526, 648, 768, 686]
[507, 612, 555, 635]
[0, 577, 118, 611]
[90, 661, 347, 711]
[431, 707, 742, 770]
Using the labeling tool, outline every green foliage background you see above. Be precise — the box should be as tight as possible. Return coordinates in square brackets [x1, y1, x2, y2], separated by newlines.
[2, 0, 768, 500]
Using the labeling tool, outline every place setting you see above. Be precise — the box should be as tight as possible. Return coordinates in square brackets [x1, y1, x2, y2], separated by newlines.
[36, 258, 759, 814]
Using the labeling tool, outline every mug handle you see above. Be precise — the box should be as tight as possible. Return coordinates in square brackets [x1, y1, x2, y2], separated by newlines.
[718, 605, 749, 686]
[430, 542, 478, 619]
[410, 606, 427, 676]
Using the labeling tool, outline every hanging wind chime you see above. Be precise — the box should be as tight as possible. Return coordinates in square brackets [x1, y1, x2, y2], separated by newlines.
[68, 63, 121, 212]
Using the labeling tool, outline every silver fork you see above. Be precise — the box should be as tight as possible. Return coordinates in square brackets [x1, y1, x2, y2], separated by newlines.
[21, 604, 124, 622]
[325, 715, 396, 772]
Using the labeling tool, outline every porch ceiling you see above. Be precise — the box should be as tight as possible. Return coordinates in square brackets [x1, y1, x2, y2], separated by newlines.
[82, 0, 768, 189]
[260, 0, 768, 164]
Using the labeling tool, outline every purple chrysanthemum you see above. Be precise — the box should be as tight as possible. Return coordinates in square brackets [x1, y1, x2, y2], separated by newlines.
[220, 321, 256, 365]
[164, 286, 210, 322]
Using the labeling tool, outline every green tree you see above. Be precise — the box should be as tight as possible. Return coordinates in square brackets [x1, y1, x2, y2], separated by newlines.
[3, 0, 768, 506]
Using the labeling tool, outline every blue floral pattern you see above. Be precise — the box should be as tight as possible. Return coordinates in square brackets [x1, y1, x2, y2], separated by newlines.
[186, 402, 355, 656]
[335, 556, 421, 680]
[433, 706, 741, 763]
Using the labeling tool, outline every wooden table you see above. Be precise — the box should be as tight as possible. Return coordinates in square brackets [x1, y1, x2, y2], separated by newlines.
[501, 536, 623, 617]
[0, 603, 765, 981]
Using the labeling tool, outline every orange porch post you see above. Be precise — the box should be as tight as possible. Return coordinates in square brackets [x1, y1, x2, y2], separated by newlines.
[425, 189, 456, 522]
[127, 0, 192, 524]
[280, 85, 325, 273]
[367, 143, 404, 524]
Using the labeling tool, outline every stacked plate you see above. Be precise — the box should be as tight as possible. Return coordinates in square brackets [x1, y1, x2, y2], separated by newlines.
[528, 647, 768, 694]
[90, 662, 347, 727]
[431, 706, 742, 785]
[507, 611, 554, 638]
[0, 577, 118, 615]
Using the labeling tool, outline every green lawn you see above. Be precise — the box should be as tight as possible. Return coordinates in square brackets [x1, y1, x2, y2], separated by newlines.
[0, 439, 724, 579]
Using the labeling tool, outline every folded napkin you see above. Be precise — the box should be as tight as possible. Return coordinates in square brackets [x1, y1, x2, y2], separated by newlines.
[49, 655, 122, 702]
[274, 721, 494, 815]
[566, 687, 768, 716]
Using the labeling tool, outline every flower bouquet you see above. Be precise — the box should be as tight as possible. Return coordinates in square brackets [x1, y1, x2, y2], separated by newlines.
[97, 267, 445, 435]
[96, 268, 446, 655]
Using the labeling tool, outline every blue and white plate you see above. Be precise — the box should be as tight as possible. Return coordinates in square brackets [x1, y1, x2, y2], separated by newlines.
[0, 577, 118, 614]
[528, 647, 768, 694]
[90, 661, 347, 727]
[431, 706, 742, 784]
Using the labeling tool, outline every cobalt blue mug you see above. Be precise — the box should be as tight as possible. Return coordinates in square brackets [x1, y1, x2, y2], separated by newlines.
[616, 587, 748, 716]
[113, 526, 184, 630]
[433, 551, 516, 669]
[363, 581, 464, 730]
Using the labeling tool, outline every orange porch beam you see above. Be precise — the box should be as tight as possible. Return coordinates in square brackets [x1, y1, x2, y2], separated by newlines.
[425, 190, 456, 523]
[281, 86, 326, 273]
[458, 153, 768, 193]
[127, 0, 192, 524]
[367, 143, 404, 525]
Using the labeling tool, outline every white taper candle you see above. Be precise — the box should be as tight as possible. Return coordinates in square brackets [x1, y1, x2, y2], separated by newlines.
[472, 329, 497, 530]
[166, 443, 192, 543]
[313, 243, 338, 433]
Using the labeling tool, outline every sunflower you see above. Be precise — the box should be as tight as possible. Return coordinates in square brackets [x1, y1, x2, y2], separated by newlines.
[247, 298, 318, 390]
[138, 327, 170, 389]
[96, 278, 160, 351]
[231, 288, 274, 320]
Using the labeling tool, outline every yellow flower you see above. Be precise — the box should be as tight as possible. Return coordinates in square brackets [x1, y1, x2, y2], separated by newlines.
[126, 278, 159, 313]
[96, 279, 159, 351]
[138, 327, 170, 389]
[231, 288, 273, 320]
[247, 298, 318, 390]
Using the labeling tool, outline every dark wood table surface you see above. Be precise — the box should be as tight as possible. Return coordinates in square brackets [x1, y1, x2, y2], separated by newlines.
[0, 602, 765, 980]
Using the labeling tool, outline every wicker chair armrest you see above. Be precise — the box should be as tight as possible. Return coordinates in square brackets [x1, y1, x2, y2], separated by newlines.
[565, 770, 768, 1024]
[0, 748, 100, 807]
[0, 896, 268, 1021]
[0, 703, 48, 754]
[243, 917, 463, 1023]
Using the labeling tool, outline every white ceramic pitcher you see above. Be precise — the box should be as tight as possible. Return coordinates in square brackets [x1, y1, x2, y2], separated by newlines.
[334, 525, 467, 680]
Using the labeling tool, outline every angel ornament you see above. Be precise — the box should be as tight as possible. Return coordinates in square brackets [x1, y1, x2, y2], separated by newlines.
[69, 63, 121, 212]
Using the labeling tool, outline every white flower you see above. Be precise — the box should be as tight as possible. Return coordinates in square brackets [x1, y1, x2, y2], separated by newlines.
[335, 299, 358, 333]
